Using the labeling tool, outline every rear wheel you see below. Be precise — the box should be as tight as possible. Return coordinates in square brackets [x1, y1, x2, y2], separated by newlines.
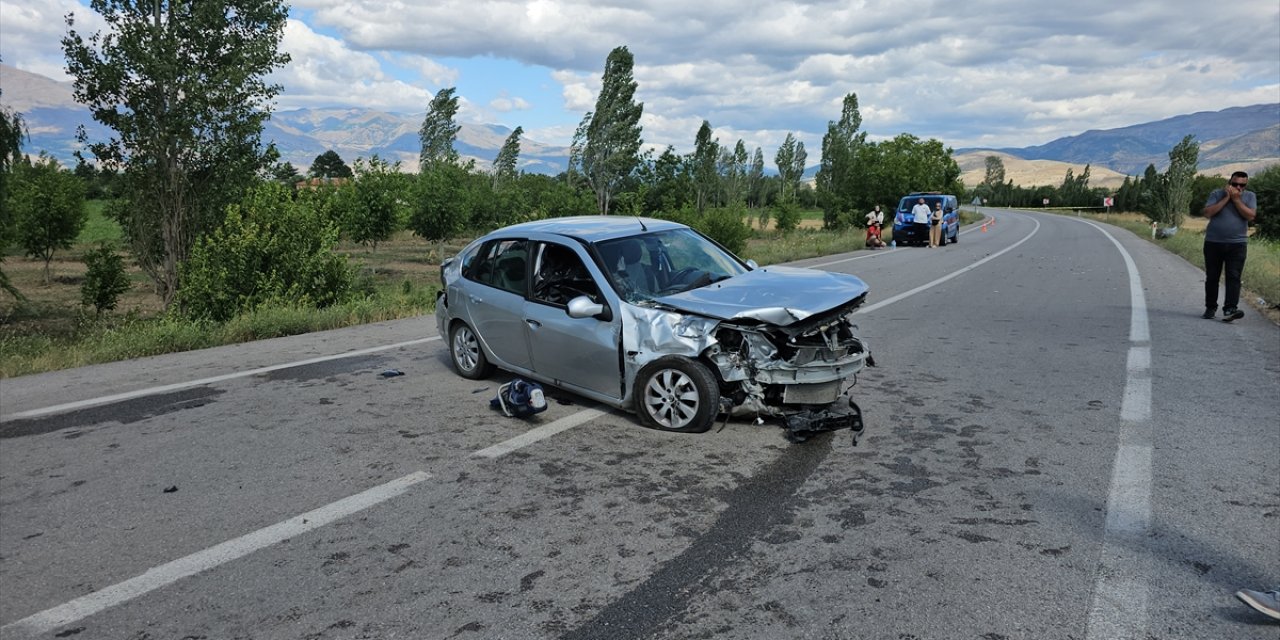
[449, 322, 495, 379]
[634, 357, 719, 433]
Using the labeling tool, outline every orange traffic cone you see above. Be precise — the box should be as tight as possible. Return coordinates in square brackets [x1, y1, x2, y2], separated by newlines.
[981, 222, 988, 232]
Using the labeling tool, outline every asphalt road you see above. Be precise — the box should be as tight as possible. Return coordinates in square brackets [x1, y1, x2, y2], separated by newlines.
[2, 209, 1277, 640]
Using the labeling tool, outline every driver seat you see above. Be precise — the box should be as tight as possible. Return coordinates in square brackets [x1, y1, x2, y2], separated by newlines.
[614, 240, 656, 295]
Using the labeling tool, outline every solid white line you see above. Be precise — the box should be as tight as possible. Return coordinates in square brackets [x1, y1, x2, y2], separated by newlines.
[1, 337, 441, 421]
[805, 215, 992, 269]
[472, 408, 609, 458]
[1076, 217, 1154, 640]
[857, 214, 1040, 315]
[0, 471, 431, 636]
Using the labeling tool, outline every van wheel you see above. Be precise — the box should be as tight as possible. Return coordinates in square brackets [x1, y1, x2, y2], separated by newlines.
[635, 357, 719, 433]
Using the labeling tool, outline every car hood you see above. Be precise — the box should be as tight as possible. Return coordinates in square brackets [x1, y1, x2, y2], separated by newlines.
[655, 266, 869, 327]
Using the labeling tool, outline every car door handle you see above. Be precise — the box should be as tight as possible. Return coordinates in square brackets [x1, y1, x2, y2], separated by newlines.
[525, 319, 542, 329]
[469, 294, 483, 304]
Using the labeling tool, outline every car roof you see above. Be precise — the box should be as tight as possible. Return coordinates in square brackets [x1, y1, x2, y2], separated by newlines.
[483, 216, 689, 243]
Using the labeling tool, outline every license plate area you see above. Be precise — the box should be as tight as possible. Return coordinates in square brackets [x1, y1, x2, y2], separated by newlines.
[783, 380, 840, 404]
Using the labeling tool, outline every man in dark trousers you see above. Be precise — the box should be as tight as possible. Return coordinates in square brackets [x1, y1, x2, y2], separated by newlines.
[1201, 171, 1257, 322]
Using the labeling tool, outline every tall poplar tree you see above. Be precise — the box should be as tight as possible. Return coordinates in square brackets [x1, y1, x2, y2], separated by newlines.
[419, 87, 462, 170]
[691, 120, 719, 213]
[492, 126, 523, 188]
[62, 0, 290, 305]
[775, 133, 807, 205]
[815, 93, 865, 229]
[577, 46, 644, 214]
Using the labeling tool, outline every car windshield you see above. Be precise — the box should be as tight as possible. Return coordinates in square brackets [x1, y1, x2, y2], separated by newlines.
[596, 228, 749, 303]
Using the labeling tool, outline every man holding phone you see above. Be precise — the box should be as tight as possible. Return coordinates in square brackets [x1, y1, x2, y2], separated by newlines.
[1201, 171, 1257, 322]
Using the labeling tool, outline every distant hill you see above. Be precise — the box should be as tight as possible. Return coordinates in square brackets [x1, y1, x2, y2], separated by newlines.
[953, 151, 1133, 191]
[4, 63, 1276, 183]
[0, 64, 573, 174]
[963, 103, 1280, 178]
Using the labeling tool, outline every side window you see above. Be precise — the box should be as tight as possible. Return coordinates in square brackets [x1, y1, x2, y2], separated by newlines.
[531, 242, 602, 306]
[491, 240, 528, 295]
[464, 239, 528, 295]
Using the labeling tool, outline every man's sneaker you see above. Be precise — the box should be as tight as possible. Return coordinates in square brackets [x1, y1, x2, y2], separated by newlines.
[1223, 308, 1245, 322]
[1236, 588, 1280, 620]
[1202, 308, 1216, 319]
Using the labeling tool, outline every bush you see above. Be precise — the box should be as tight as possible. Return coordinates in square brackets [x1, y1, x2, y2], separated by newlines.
[80, 243, 132, 314]
[176, 182, 355, 322]
[773, 203, 802, 233]
[1251, 164, 1280, 241]
[688, 206, 752, 255]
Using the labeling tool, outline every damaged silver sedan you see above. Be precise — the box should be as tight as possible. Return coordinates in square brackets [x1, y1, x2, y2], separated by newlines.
[435, 216, 875, 442]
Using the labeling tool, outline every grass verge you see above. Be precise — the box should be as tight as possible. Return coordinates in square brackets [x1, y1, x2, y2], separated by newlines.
[1072, 211, 1280, 313]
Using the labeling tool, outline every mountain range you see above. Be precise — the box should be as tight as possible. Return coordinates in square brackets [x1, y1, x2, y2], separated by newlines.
[3, 64, 1277, 189]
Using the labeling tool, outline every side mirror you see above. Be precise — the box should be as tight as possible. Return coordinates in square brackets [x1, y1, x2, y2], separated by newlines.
[567, 295, 612, 321]
[745, 259, 758, 270]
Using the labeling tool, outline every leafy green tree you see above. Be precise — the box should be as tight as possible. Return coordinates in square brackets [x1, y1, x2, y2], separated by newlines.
[815, 93, 865, 229]
[409, 163, 475, 259]
[309, 150, 353, 179]
[1145, 135, 1199, 228]
[983, 156, 1006, 191]
[9, 154, 88, 283]
[637, 146, 691, 214]
[492, 126, 523, 189]
[81, 243, 132, 314]
[333, 156, 408, 250]
[175, 182, 353, 321]
[775, 133, 807, 205]
[62, 0, 290, 306]
[0, 84, 27, 300]
[1250, 164, 1280, 241]
[691, 121, 720, 213]
[420, 87, 461, 170]
[271, 161, 302, 185]
[853, 134, 961, 214]
[576, 46, 644, 214]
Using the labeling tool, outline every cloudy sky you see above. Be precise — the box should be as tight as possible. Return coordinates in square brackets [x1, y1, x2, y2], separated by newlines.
[2, 0, 1278, 159]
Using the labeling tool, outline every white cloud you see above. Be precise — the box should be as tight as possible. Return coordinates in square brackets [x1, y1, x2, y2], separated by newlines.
[2, 0, 1276, 157]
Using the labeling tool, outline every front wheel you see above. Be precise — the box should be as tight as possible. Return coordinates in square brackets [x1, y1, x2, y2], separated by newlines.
[449, 322, 495, 380]
[634, 357, 720, 433]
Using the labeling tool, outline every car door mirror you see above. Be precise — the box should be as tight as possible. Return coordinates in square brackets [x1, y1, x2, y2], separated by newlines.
[745, 259, 758, 270]
[567, 295, 611, 321]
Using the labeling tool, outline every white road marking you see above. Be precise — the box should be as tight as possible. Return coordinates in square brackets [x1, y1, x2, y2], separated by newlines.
[1, 337, 440, 421]
[857, 215, 1040, 315]
[0, 471, 431, 637]
[1077, 218, 1154, 640]
[472, 408, 610, 458]
[805, 215, 992, 269]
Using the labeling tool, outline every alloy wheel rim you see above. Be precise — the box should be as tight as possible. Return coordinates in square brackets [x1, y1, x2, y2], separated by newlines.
[643, 368, 699, 429]
[453, 329, 478, 371]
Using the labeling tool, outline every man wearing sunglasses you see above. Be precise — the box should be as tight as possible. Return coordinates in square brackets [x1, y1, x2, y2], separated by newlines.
[1201, 171, 1257, 322]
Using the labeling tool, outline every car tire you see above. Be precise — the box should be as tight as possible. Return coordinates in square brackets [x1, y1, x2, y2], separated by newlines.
[449, 322, 495, 380]
[634, 356, 719, 433]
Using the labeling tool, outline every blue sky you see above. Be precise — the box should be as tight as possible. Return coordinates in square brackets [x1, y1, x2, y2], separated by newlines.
[3, 0, 1278, 161]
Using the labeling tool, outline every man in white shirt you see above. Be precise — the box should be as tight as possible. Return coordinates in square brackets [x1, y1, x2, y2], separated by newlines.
[910, 198, 931, 243]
